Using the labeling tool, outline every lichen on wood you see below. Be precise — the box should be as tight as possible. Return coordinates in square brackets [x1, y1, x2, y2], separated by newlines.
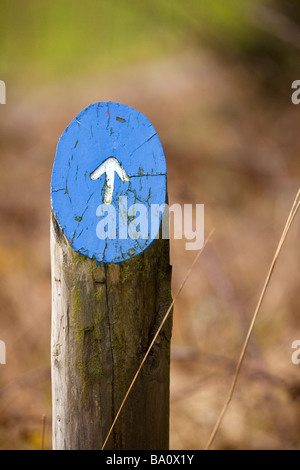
[51, 211, 172, 450]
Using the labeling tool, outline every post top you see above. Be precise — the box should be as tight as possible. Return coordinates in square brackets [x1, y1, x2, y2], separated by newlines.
[51, 102, 167, 263]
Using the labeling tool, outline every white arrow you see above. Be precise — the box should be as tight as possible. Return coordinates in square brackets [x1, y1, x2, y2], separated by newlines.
[90, 157, 130, 204]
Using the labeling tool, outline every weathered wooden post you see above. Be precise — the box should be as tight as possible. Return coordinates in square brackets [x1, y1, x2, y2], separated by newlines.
[51, 102, 172, 450]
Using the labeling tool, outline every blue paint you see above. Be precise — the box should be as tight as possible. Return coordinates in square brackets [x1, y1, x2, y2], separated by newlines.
[51, 102, 167, 263]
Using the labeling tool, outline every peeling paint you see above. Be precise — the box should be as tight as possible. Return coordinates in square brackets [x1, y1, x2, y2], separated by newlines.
[51, 102, 167, 264]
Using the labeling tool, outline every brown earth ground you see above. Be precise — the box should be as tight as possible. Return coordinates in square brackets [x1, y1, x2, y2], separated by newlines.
[0, 49, 299, 449]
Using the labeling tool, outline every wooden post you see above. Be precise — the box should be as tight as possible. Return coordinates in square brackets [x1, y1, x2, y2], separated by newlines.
[51, 102, 172, 450]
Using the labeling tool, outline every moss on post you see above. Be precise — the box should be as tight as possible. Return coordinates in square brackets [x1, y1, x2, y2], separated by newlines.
[51, 212, 172, 450]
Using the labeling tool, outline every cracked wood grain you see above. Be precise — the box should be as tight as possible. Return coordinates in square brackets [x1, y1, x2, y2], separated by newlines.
[51, 211, 172, 450]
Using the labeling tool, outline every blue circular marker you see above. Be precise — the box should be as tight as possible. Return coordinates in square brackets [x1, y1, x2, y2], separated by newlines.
[51, 102, 167, 263]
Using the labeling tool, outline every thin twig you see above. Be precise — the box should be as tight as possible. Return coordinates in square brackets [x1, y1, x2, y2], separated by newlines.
[205, 189, 300, 450]
[101, 229, 215, 450]
[249, 5, 300, 51]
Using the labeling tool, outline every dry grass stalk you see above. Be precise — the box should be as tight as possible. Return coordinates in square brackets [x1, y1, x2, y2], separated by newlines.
[40, 415, 46, 450]
[101, 229, 215, 450]
[205, 189, 300, 450]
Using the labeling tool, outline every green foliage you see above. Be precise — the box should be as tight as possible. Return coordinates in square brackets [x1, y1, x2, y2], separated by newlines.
[1, 0, 299, 85]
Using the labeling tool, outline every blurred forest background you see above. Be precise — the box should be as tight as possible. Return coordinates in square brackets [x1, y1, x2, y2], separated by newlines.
[0, 0, 299, 450]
